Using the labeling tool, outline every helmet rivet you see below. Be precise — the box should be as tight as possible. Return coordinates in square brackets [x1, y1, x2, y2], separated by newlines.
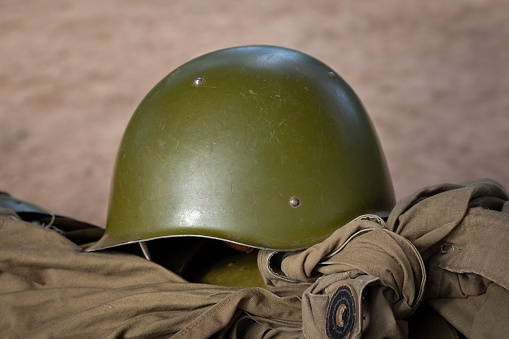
[193, 77, 203, 86]
[289, 196, 301, 208]
[328, 71, 336, 79]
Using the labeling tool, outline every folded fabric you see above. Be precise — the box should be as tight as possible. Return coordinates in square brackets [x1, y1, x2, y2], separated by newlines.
[0, 179, 507, 338]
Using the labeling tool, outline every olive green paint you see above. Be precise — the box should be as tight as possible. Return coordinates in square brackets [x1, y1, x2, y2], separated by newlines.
[88, 45, 395, 251]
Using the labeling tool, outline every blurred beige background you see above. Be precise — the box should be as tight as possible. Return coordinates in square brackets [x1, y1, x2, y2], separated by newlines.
[1, 0, 508, 227]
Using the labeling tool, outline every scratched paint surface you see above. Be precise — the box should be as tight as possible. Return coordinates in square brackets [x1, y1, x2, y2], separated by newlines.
[98, 46, 394, 250]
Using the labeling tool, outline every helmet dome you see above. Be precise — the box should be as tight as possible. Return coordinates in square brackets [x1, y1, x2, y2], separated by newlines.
[88, 45, 394, 251]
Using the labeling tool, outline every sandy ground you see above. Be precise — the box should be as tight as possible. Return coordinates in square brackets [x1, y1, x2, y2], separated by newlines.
[1, 0, 508, 227]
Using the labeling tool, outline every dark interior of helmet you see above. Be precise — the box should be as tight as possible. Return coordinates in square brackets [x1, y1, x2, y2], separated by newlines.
[114, 237, 265, 287]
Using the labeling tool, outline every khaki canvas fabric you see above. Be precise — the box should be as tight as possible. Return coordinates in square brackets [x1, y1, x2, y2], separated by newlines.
[0, 179, 508, 338]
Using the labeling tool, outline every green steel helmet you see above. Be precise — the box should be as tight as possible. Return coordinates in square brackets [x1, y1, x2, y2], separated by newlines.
[87, 45, 395, 252]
